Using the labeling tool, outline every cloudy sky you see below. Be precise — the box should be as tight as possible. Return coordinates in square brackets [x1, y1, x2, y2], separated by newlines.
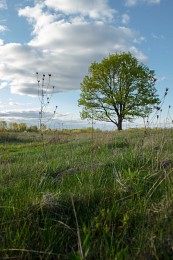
[0, 0, 172, 129]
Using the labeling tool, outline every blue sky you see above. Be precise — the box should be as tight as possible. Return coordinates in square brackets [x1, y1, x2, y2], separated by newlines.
[0, 0, 172, 129]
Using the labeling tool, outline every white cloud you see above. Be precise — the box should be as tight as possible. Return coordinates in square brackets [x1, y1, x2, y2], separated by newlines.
[0, 39, 3, 45]
[157, 76, 166, 82]
[45, 0, 116, 21]
[121, 14, 130, 25]
[0, 25, 7, 32]
[125, 0, 160, 6]
[125, 0, 138, 6]
[0, 1, 148, 97]
[0, 108, 79, 127]
[8, 101, 19, 106]
[133, 36, 146, 44]
[0, 109, 40, 121]
[0, 0, 7, 9]
[147, 0, 160, 3]
[0, 81, 8, 89]
[152, 33, 164, 40]
[18, 3, 55, 35]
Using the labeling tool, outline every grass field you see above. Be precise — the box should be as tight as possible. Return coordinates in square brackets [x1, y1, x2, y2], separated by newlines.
[1, 128, 173, 259]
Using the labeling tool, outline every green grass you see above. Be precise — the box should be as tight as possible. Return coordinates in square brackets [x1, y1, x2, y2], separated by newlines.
[1, 129, 173, 259]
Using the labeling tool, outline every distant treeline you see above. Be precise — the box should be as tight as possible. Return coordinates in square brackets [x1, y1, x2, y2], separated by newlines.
[0, 120, 102, 133]
[0, 121, 39, 132]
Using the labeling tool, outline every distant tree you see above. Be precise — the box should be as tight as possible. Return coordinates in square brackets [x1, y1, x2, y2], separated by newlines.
[9, 122, 27, 132]
[27, 125, 38, 132]
[9, 122, 18, 131]
[78, 52, 160, 130]
[18, 123, 27, 132]
[0, 120, 7, 130]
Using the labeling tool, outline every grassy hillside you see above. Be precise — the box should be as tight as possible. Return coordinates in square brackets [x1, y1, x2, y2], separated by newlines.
[1, 128, 173, 259]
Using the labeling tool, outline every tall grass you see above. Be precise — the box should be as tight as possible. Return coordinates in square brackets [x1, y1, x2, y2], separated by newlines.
[0, 128, 173, 259]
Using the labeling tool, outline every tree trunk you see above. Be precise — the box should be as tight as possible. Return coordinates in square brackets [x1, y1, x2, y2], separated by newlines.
[117, 116, 123, 130]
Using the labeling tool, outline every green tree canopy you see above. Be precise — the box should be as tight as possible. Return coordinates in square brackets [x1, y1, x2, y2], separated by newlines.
[78, 52, 160, 130]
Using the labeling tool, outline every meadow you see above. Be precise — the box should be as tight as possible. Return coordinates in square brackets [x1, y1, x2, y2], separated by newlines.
[0, 128, 173, 259]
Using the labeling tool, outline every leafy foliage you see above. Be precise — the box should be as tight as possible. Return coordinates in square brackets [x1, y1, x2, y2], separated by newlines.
[79, 52, 160, 130]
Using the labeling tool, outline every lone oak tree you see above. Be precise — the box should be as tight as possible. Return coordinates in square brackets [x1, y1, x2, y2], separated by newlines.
[78, 52, 160, 130]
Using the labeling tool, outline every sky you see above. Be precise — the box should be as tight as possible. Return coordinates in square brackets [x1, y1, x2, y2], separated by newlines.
[0, 0, 173, 130]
